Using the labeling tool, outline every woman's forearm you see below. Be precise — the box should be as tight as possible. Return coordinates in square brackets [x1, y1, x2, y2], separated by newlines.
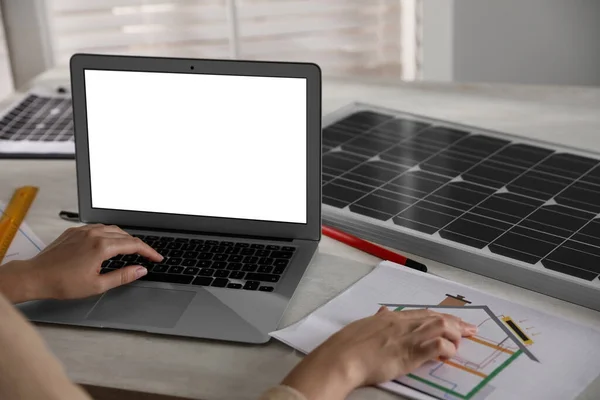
[0, 291, 91, 400]
[0, 260, 45, 303]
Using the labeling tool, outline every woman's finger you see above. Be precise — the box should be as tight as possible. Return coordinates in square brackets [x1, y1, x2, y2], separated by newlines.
[418, 337, 457, 362]
[92, 237, 164, 262]
[413, 316, 463, 349]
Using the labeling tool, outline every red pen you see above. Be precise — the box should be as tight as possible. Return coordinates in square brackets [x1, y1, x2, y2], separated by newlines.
[322, 225, 428, 273]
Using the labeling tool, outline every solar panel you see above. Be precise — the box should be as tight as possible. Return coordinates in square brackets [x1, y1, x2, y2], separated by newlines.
[322, 103, 600, 311]
[0, 88, 74, 159]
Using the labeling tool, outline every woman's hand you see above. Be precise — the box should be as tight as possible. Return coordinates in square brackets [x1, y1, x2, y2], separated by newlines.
[0, 224, 163, 303]
[282, 307, 477, 400]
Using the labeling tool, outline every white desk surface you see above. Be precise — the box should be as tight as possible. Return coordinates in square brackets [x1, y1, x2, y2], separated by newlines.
[1, 71, 599, 400]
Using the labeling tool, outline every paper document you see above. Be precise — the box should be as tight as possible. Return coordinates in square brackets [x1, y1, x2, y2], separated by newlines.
[0, 202, 45, 265]
[271, 262, 600, 400]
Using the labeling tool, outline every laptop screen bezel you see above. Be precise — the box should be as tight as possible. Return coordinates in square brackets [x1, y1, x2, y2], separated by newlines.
[70, 53, 321, 241]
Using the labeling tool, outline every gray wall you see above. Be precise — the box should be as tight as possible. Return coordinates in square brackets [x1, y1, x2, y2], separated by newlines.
[452, 0, 600, 86]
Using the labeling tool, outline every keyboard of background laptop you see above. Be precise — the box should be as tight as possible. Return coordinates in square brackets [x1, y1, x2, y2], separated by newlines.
[100, 235, 297, 292]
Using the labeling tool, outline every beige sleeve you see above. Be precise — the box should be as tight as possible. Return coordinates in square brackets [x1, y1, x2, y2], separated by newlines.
[0, 292, 91, 400]
[259, 385, 308, 400]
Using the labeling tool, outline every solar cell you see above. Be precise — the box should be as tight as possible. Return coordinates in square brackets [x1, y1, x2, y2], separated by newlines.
[322, 103, 600, 311]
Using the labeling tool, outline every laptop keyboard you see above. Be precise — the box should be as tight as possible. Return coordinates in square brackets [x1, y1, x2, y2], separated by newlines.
[100, 235, 297, 292]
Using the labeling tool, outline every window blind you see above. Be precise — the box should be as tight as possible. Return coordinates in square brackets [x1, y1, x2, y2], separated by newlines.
[46, 0, 417, 80]
[0, 6, 14, 98]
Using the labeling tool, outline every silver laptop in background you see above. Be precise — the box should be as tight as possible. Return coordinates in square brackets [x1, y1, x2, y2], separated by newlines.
[19, 54, 322, 344]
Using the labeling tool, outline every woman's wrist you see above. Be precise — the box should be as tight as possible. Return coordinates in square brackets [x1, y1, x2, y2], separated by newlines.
[281, 352, 359, 400]
[0, 260, 46, 303]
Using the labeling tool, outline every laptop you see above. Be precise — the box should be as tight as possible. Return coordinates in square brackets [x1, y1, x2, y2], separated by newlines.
[18, 54, 322, 344]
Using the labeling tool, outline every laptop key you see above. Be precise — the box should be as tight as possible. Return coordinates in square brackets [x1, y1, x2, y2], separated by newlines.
[175, 237, 189, 242]
[250, 244, 265, 249]
[181, 243, 197, 251]
[167, 257, 182, 265]
[271, 251, 293, 259]
[214, 270, 230, 278]
[182, 259, 197, 267]
[259, 257, 273, 265]
[140, 273, 193, 284]
[227, 283, 243, 289]
[240, 248, 255, 256]
[258, 265, 273, 273]
[154, 241, 168, 250]
[184, 251, 199, 258]
[143, 263, 155, 273]
[153, 265, 168, 273]
[190, 238, 204, 244]
[111, 261, 125, 269]
[228, 255, 243, 262]
[199, 268, 215, 277]
[213, 254, 228, 261]
[183, 267, 199, 275]
[197, 253, 213, 260]
[255, 250, 270, 257]
[212, 246, 227, 254]
[192, 277, 213, 286]
[243, 281, 260, 291]
[235, 243, 250, 248]
[224, 247, 240, 255]
[212, 278, 229, 288]
[100, 268, 115, 275]
[243, 256, 258, 263]
[267, 245, 280, 250]
[282, 246, 296, 252]
[221, 241, 234, 247]
[273, 259, 289, 267]
[146, 235, 159, 241]
[167, 242, 182, 250]
[206, 240, 219, 245]
[212, 261, 227, 269]
[170, 250, 184, 258]
[227, 263, 242, 271]
[229, 271, 245, 280]
[197, 245, 212, 252]
[197, 260, 212, 268]
[101, 260, 111, 268]
[242, 264, 258, 272]
[245, 273, 280, 283]
[273, 266, 286, 275]
[168, 266, 184, 274]
[162, 237, 175, 242]
[259, 286, 274, 292]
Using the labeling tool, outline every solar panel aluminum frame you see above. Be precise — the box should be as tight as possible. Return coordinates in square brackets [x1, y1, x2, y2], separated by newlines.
[71, 53, 322, 242]
[323, 102, 600, 312]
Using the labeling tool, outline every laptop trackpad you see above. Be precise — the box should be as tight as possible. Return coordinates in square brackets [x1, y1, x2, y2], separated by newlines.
[86, 286, 195, 328]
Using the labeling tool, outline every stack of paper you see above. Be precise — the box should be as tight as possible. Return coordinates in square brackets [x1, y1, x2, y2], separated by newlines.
[271, 262, 600, 400]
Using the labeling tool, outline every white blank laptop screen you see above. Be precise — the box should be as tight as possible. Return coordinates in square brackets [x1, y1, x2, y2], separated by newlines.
[84, 69, 307, 224]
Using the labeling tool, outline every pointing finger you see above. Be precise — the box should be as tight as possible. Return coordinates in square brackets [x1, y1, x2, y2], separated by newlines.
[95, 237, 163, 262]
[99, 265, 147, 292]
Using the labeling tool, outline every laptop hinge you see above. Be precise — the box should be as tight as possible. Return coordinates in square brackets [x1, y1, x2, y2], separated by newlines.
[120, 225, 295, 243]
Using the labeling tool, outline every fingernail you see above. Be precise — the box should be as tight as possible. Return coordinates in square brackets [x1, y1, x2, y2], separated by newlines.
[467, 324, 478, 333]
[135, 267, 148, 279]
